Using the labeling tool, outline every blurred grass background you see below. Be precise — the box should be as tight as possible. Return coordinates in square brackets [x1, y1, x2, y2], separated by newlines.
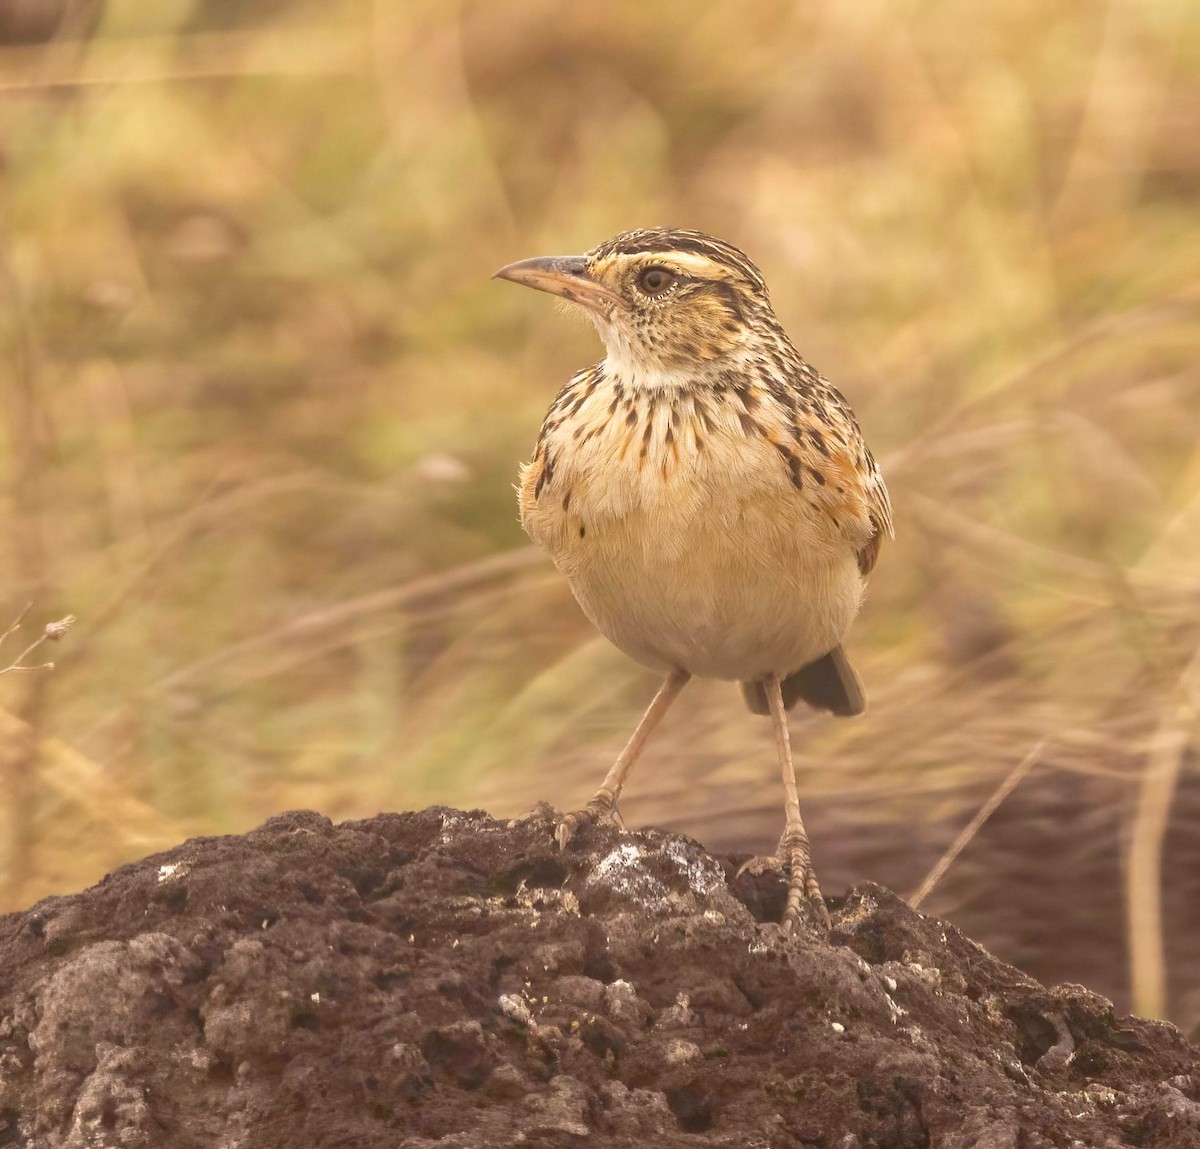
[1, 0, 1199, 1025]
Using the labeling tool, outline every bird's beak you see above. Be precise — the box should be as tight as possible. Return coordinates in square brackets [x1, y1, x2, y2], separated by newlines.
[493, 255, 624, 314]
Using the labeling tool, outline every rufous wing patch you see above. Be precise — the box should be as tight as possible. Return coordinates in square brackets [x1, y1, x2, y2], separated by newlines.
[857, 519, 883, 576]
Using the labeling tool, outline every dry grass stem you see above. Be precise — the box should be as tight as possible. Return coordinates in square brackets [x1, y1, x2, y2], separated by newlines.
[0, 604, 33, 650]
[1125, 651, 1200, 1019]
[0, 612, 76, 676]
[0, 27, 368, 91]
[909, 743, 1045, 911]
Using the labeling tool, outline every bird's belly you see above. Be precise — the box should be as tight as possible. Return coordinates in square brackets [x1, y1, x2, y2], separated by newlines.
[526, 474, 863, 680]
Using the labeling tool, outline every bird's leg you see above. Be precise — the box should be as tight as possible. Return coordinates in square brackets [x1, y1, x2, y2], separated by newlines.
[556, 670, 690, 850]
[738, 674, 831, 930]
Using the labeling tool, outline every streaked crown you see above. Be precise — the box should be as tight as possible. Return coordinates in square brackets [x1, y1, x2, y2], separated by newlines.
[584, 229, 778, 370]
[497, 228, 789, 379]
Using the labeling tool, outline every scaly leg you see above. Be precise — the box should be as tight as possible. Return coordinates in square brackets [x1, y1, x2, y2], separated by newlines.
[738, 674, 831, 930]
[556, 670, 690, 850]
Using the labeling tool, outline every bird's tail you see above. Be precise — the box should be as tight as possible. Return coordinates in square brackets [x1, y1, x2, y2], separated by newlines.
[741, 645, 865, 717]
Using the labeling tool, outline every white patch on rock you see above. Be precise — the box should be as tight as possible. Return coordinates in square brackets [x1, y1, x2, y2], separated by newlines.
[662, 837, 724, 896]
[663, 1038, 702, 1064]
[585, 836, 726, 909]
[588, 843, 669, 904]
[498, 993, 533, 1027]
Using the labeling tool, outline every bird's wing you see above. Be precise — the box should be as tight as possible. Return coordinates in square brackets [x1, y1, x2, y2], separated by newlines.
[777, 371, 893, 576]
[851, 439, 893, 576]
[518, 363, 605, 526]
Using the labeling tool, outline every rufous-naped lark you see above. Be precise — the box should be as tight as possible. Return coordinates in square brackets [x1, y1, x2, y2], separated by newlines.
[496, 228, 892, 927]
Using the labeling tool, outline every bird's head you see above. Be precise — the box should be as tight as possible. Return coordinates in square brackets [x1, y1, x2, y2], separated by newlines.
[495, 228, 783, 382]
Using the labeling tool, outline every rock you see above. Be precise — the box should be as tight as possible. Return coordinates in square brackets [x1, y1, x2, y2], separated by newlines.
[0, 805, 1196, 1146]
[525, 1074, 593, 1136]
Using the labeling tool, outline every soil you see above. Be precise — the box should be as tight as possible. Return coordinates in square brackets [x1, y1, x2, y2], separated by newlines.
[1, 806, 1197, 1148]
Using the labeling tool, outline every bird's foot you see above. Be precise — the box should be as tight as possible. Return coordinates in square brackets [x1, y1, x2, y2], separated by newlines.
[736, 831, 830, 931]
[555, 790, 624, 851]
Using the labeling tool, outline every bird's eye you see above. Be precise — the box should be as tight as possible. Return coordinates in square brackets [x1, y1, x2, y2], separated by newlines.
[637, 266, 675, 296]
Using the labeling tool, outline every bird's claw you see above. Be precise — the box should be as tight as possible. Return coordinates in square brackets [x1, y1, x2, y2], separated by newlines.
[736, 853, 782, 879]
[737, 835, 830, 931]
[555, 792, 624, 851]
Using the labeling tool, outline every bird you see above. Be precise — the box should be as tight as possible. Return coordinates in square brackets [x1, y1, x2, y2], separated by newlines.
[495, 228, 892, 928]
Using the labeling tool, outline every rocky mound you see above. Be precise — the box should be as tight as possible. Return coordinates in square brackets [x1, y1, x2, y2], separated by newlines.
[0, 806, 1197, 1148]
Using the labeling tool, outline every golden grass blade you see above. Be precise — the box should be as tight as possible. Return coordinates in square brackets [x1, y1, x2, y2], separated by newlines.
[1126, 650, 1200, 1019]
[149, 547, 544, 696]
[0, 27, 369, 91]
